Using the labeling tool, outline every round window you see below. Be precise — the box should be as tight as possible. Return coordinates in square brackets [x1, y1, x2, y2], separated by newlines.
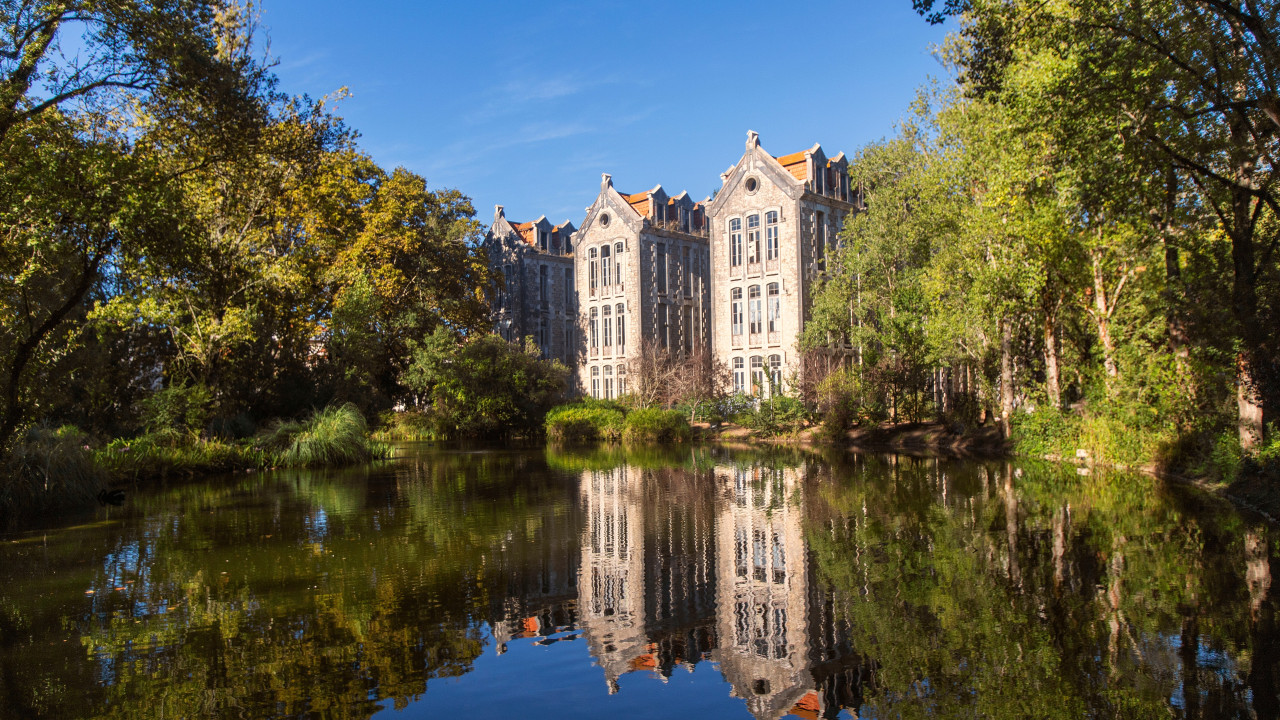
[745, 177, 759, 193]
[599, 213, 610, 227]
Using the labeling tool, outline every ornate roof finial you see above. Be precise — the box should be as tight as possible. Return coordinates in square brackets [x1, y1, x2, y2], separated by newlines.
[747, 129, 760, 149]
[601, 172, 613, 190]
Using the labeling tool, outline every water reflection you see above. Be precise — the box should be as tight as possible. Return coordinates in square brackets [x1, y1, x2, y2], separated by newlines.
[0, 447, 1275, 719]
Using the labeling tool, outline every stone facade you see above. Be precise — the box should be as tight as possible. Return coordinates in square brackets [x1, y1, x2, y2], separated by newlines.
[484, 206, 578, 363]
[571, 173, 711, 398]
[704, 131, 855, 396]
[490, 130, 851, 397]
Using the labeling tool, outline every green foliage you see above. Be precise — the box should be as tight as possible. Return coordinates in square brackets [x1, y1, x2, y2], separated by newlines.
[545, 401, 626, 443]
[373, 410, 435, 442]
[621, 408, 692, 443]
[737, 395, 810, 438]
[138, 382, 213, 435]
[268, 404, 387, 468]
[97, 432, 271, 482]
[0, 426, 106, 518]
[404, 330, 569, 440]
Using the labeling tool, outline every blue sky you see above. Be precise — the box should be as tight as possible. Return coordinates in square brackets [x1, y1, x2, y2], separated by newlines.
[261, 1, 954, 227]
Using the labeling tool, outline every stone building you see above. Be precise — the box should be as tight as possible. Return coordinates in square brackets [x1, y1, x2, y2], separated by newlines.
[571, 173, 711, 399]
[704, 131, 856, 395]
[484, 205, 578, 362]
[488, 130, 851, 397]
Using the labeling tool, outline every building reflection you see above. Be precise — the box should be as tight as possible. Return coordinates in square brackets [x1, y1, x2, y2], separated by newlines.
[565, 457, 865, 718]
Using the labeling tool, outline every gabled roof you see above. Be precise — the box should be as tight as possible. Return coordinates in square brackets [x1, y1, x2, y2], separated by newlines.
[774, 143, 821, 182]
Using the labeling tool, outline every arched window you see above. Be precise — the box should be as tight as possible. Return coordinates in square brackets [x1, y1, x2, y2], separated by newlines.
[733, 357, 746, 394]
[750, 356, 764, 395]
[767, 283, 780, 334]
[589, 307, 598, 349]
[616, 364, 626, 396]
[748, 285, 762, 335]
[616, 303, 626, 350]
[602, 304, 612, 347]
[765, 211, 779, 260]
[729, 218, 743, 267]
[604, 364, 614, 399]
[601, 244, 611, 287]
[746, 214, 761, 264]
[768, 355, 782, 392]
[614, 242, 624, 284]
[731, 288, 743, 336]
[591, 366, 600, 398]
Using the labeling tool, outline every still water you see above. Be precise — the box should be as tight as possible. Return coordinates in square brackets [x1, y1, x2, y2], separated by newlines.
[1, 444, 1277, 719]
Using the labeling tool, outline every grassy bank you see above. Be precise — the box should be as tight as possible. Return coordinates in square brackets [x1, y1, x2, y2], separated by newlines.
[545, 400, 691, 444]
[2, 404, 390, 520]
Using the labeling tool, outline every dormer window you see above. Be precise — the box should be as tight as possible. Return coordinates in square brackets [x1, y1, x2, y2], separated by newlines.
[538, 231, 549, 252]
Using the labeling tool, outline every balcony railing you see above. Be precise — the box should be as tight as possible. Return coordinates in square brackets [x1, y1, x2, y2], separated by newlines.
[650, 218, 709, 237]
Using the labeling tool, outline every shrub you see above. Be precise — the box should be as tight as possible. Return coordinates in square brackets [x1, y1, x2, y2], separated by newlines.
[139, 382, 212, 435]
[374, 410, 435, 442]
[545, 404, 626, 442]
[1, 426, 107, 517]
[622, 408, 691, 443]
[740, 396, 810, 437]
[272, 404, 387, 468]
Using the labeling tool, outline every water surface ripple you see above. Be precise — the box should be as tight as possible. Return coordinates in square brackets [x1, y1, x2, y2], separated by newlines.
[1, 444, 1276, 719]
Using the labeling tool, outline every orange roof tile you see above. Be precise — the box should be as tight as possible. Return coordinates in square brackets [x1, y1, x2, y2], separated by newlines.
[775, 150, 809, 181]
[621, 191, 650, 217]
[509, 221, 537, 246]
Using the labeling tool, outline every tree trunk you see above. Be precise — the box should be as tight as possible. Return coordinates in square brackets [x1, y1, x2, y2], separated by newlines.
[1000, 319, 1014, 439]
[1239, 355, 1265, 450]
[1090, 252, 1119, 380]
[1044, 311, 1061, 409]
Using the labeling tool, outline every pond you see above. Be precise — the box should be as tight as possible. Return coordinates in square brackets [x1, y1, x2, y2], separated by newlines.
[0, 444, 1276, 719]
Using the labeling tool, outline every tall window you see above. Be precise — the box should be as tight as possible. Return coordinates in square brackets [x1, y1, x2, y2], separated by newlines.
[750, 356, 764, 394]
[731, 288, 743, 336]
[604, 365, 613, 399]
[591, 366, 600, 398]
[539, 317, 548, 356]
[683, 305, 693, 353]
[603, 305, 612, 348]
[616, 364, 626, 396]
[564, 267, 574, 310]
[601, 244, 611, 287]
[616, 304, 626, 351]
[589, 307, 598, 349]
[748, 285, 762, 334]
[767, 283, 780, 333]
[766, 211, 779, 260]
[733, 357, 746, 394]
[539, 230, 549, 252]
[768, 354, 782, 391]
[539, 265, 548, 307]
[565, 320, 575, 358]
[656, 243, 667, 294]
[682, 246, 691, 296]
[614, 242, 623, 285]
[746, 214, 761, 264]
[658, 304, 669, 349]
[589, 248, 598, 294]
[816, 211, 826, 271]
[730, 218, 743, 267]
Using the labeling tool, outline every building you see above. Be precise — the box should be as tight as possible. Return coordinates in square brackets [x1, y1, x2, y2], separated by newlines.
[571, 173, 711, 399]
[484, 205, 578, 362]
[704, 131, 855, 395]
[489, 130, 851, 397]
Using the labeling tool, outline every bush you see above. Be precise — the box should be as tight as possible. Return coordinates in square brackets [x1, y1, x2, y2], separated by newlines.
[373, 410, 435, 442]
[139, 382, 212, 435]
[545, 403, 626, 442]
[1, 426, 107, 517]
[98, 432, 269, 480]
[404, 330, 570, 440]
[271, 404, 387, 468]
[740, 396, 810, 437]
[622, 408, 691, 443]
